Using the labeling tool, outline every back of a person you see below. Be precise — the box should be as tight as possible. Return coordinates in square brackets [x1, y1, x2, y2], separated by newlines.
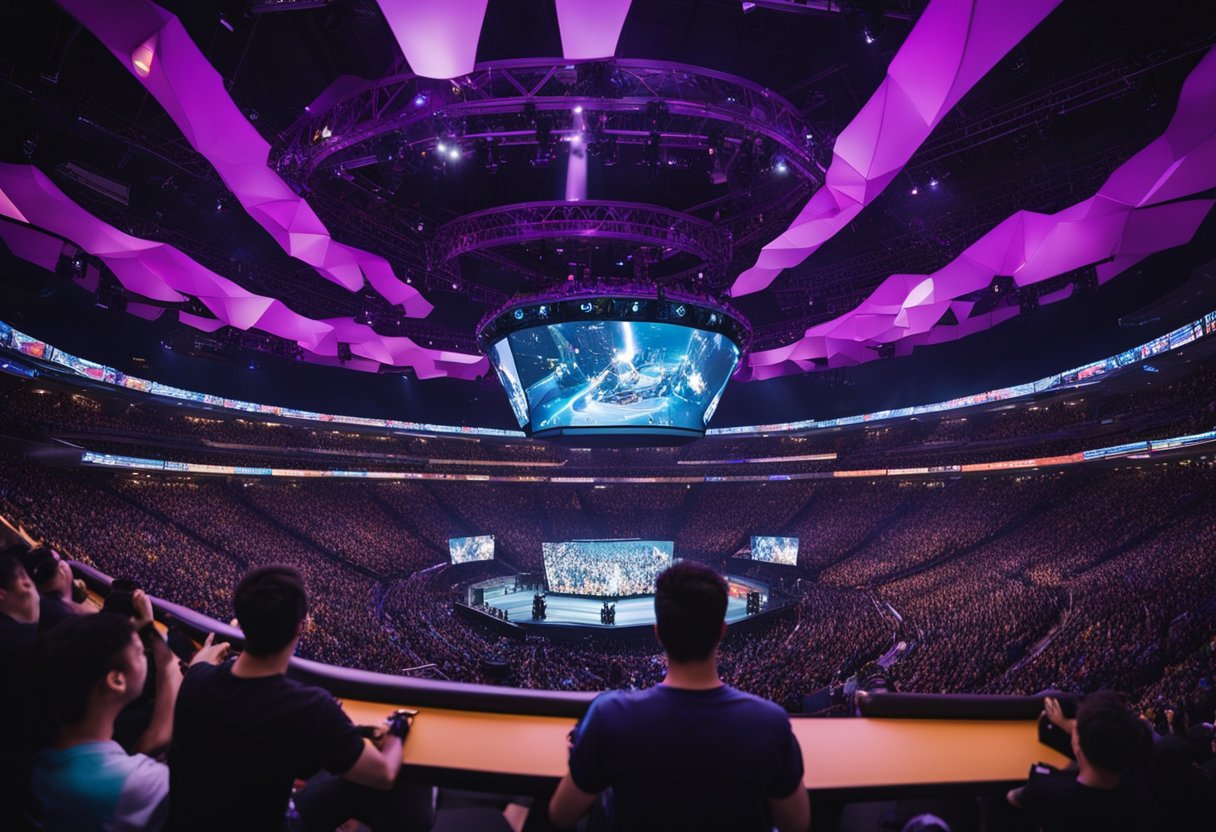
[1020, 774, 1153, 832]
[167, 660, 361, 831]
[585, 684, 796, 831]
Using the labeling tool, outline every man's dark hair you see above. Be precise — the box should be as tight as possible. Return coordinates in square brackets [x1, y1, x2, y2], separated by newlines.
[37, 613, 136, 725]
[234, 565, 308, 657]
[0, 542, 31, 588]
[1075, 691, 1148, 773]
[654, 561, 728, 662]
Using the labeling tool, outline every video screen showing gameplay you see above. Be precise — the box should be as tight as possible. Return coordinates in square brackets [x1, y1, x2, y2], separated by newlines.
[542, 540, 675, 597]
[488, 319, 739, 438]
[449, 535, 495, 564]
[750, 535, 799, 566]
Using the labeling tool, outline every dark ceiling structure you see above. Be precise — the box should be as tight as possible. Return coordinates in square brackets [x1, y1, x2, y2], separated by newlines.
[1, 0, 1214, 428]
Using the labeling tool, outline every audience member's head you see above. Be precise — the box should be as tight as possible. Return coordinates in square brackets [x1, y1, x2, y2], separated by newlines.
[654, 561, 727, 663]
[0, 544, 39, 624]
[1074, 691, 1149, 774]
[18, 545, 70, 596]
[234, 565, 308, 657]
[902, 814, 951, 832]
[37, 613, 145, 728]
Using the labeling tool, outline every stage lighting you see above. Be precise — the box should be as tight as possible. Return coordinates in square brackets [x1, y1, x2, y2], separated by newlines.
[436, 142, 448, 154]
[570, 133, 583, 146]
[412, 93, 428, 107]
[448, 147, 461, 161]
[910, 185, 919, 196]
[929, 178, 940, 189]
[573, 105, 583, 114]
[741, 2, 757, 13]
[863, 28, 876, 45]
[514, 308, 525, 320]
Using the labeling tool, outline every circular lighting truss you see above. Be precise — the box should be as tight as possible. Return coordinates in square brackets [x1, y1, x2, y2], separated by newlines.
[274, 58, 823, 188]
[432, 201, 733, 281]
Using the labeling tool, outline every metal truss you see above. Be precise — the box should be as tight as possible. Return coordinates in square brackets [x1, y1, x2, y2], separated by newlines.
[908, 34, 1215, 172]
[430, 200, 733, 277]
[275, 58, 821, 184]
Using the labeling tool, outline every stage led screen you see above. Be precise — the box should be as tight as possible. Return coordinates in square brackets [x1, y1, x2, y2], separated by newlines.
[449, 535, 495, 564]
[490, 321, 739, 435]
[751, 536, 799, 566]
[542, 540, 674, 597]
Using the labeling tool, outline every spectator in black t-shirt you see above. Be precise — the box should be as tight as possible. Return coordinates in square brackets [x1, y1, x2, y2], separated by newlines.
[167, 565, 429, 832]
[1007, 692, 1153, 831]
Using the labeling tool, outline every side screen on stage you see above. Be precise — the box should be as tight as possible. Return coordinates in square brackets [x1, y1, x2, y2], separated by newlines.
[542, 540, 674, 597]
[751, 536, 799, 566]
[490, 321, 739, 437]
[449, 535, 495, 564]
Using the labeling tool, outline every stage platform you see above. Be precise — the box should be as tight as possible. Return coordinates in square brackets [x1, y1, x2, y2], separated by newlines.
[486, 591, 749, 630]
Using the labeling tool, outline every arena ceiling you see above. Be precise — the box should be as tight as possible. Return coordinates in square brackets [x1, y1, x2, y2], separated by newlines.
[0, 0, 1214, 427]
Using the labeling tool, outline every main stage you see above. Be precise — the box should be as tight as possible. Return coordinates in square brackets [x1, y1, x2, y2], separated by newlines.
[485, 591, 751, 630]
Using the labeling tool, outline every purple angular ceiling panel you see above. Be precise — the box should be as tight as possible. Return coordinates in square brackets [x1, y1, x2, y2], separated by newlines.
[375, 0, 490, 79]
[179, 311, 226, 334]
[56, 0, 433, 318]
[734, 46, 1216, 380]
[555, 0, 633, 60]
[732, 0, 1063, 297]
[0, 164, 488, 380]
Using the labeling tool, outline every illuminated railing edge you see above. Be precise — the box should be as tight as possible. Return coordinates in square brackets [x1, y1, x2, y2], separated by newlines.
[77, 426, 1216, 482]
[2, 307, 1214, 441]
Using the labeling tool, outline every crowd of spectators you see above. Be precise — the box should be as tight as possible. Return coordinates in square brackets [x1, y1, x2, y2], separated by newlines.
[3, 444, 1214, 725]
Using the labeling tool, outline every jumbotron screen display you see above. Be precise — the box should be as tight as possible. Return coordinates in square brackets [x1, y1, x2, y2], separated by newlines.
[489, 320, 740, 438]
[449, 535, 495, 564]
[751, 536, 799, 566]
[542, 540, 674, 597]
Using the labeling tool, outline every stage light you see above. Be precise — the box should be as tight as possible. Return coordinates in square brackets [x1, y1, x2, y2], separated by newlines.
[570, 133, 583, 146]
[319, 125, 332, 139]
[929, 178, 940, 189]
[436, 142, 448, 154]
[863, 28, 876, 45]
[910, 185, 919, 196]
[573, 105, 583, 114]
[131, 39, 156, 77]
[631, 301, 640, 313]
[514, 308, 525, 320]
[448, 148, 461, 161]
[741, 2, 757, 13]
[580, 301, 593, 313]
[674, 305, 686, 318]
[412, 93, 428, 107]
